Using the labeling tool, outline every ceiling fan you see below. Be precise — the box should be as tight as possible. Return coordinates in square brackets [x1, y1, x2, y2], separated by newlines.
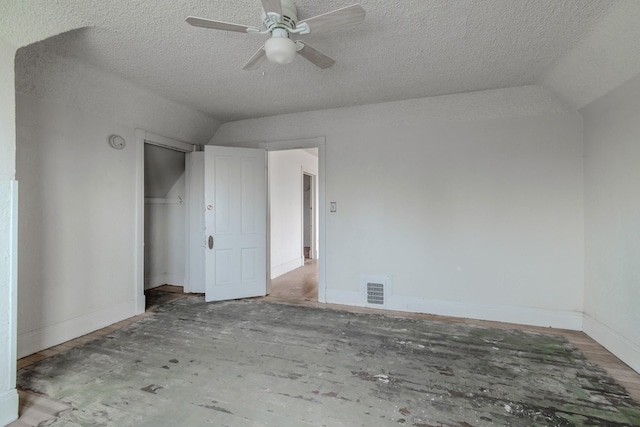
[186, 0, 366, 70]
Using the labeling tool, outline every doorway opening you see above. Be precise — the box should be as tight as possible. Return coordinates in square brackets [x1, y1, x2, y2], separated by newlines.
[136, 135, 326, 306]
[303, 172, 315, 262]
[135, 130, 204, 312]
[266, 148, 319, 302]
[142, 142, 191, 311]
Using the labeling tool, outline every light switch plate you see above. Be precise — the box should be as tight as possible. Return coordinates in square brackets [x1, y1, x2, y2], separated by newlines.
[330, 202, 337, 212]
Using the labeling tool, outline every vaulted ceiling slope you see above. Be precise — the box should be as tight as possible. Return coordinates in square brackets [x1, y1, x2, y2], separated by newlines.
[2, 0, 640, 124]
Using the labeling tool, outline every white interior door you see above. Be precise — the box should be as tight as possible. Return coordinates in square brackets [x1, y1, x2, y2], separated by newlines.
[204, 146, 267, 302]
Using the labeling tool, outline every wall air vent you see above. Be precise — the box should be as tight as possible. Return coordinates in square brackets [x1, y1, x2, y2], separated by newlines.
[367, 282, 385, 305]
[361, 275, 391, 308]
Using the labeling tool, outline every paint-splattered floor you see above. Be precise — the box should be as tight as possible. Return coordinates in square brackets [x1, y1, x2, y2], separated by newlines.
[17, 297, 640, 426]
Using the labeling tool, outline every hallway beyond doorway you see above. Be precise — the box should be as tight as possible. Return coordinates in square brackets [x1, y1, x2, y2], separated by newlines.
[267, 260, 317, 303]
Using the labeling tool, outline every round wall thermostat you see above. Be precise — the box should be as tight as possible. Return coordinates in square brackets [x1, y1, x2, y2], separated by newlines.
[109, 135, 126, 150]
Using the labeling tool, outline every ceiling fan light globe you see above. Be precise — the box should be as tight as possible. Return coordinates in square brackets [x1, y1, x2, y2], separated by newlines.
[265, 37, 296, 64]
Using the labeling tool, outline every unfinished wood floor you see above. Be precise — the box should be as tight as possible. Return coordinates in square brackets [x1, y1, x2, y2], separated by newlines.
[11, 271, 640, 425]
[9, 285, 184, 427]
[16, 296, 640, 425]
[265, 262, 640, 404]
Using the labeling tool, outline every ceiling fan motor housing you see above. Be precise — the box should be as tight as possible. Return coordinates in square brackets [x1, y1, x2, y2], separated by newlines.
[263, 0, 298, 31]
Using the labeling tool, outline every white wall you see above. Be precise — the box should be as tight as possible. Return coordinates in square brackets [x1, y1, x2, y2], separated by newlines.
[14, 44, 220, 358]
[581, 72, 640, 373]
[0, 37, 19, 427]
[212, 86, 585, 329]
[16, 94, 139, 357]
[268, 150, 318, 278]
[15, 45, 221, 145]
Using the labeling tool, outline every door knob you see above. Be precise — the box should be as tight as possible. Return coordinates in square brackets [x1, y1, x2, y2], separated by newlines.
[208, 236, 214, 249]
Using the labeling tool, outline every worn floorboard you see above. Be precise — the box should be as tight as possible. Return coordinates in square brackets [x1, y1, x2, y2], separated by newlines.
[16, 296, 640, 426]
[266, 262, 640, 406]
[11, 265, 640, 426]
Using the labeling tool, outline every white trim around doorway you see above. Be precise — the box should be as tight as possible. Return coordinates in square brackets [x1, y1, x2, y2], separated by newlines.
[301, 169, 317, 261]
[259, 137, 327, 303]
[134, 130, 197, 314]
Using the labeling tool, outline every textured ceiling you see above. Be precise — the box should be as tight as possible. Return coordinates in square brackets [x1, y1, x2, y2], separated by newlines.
[0, 0, 629, 123]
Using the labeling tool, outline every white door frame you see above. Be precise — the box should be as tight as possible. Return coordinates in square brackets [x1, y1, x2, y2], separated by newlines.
[185, 152, 205, 294]
[301, 170, 317, 261]
[134, 129, 196, 314]
[259, 137, 326, 302]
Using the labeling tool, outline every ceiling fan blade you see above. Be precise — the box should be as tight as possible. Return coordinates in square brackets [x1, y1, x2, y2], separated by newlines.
[242, 46, 267, 71]
[260, 0, 282, 16]
[186, 16, 258, 33]
[298, 4, 365, 34]
[295, 42, 336, 69]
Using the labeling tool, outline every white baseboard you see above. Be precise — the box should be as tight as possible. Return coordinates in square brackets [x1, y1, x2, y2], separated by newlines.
[271, 257, 303, 279]
[145, 274, 184, 289]
[326, 289, 583, 331]
[583, 314, 640, 374]
[0, 388, 19, 426]
[17, 299, 137, 359]
[326, 289, 363, 307]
